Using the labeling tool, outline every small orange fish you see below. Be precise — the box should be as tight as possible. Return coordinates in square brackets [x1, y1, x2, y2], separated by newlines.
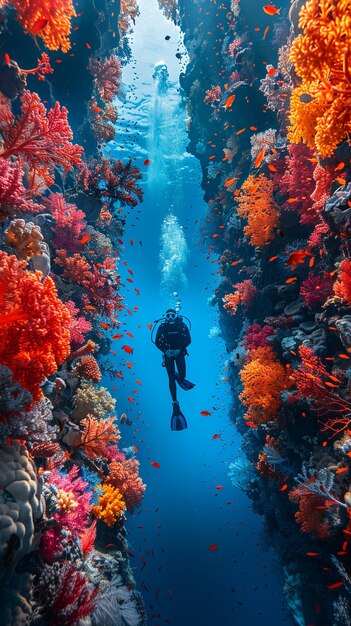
[262, 25, 270, 39]
[236, 128, 246, 135]
[245, 421, 257, 428]
[267, 67, 278, 77]
[122, 345, 133, 354]
[336, 467, 348, 474]
[269, 255, 278, 262]
[280, 484, 288, 491]
[263, 5, 280, 15]
[4, 53, 10, 65]
[335, 162, 345, 171]
[224, 177, 236, 187]
[100, 322, 111, 329]
[148, 322, 153, 330]
[151, 461, 160, 468]
[144, 159, 151, 166]
[92, 105, 102, 112]
[80, 234, 91, 245]
[134, 445, 138, 453]
[285, 277, 297, 284]
[212, 434, 221, 439]
[249, 126, 258, 131]
[208, 544, 219, 551]
[306, 552, 319, 557]
[112, 333, 123, 340]
[126, 361, 133, 369]
[268, 163, 277, 172]
[327, 582, 344, 590]
[127, 396, 134, 403]
[86, 42, 91, 49]
[126, 331, 134, 338]
[31, 18, 48, 34]
[136, 379, 142, 385]
[254, 148, 265, 168]
[338, 354, 350, 359]
[286, 249, 311, 269]
[200, 410, 212, 416]
[224, 94, 235, 109]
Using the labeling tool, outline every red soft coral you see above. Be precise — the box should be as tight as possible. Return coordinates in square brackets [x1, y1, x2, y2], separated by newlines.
[333, 260, 351, 304]
[0, 91, 83, 190]
[107, 456, 146, 513]
[279, 143, 315, 217]
[0, 251, 71, 400]
[300, 273, 334, 308]
[78, 156, 143, 209]
[46, 193, 86, 253]
[48, 562, 97, 626]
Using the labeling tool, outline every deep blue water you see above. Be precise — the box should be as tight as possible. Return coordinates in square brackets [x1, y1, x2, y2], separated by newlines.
[104, 1, 293, 623]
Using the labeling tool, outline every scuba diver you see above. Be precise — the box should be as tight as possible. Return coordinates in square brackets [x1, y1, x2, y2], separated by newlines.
[152, 309, 195, 431]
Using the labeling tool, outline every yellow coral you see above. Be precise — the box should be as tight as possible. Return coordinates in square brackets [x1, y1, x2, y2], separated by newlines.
[236, 175, 279, 246]
[239, 347, 289, 424]
[71, 382, 116, 421]
[288, 0, 351, 157]
[13, 0, 76, 53]
[93, 483, 126, 526]
[56, 489, 78, 512]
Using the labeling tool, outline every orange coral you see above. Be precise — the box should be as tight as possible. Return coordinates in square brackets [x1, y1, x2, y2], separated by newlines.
[236, 174, 279, 246]
[55, 249, 91, 285]
[73, 355, 101, 383]
[118, 0, 139, 34]
[223, 280, 256, 315]
[239, 347, 289, 424]
[77, 415, 120, 460]
[290, 490, 330, 540]
[0, 251, 71, 400]
[93, 483, 126, 526]
[12, 0, 76, 52]
[108, 457, 146, 513]
[5, 219, 43, 260]
[288, 0, 351, 157]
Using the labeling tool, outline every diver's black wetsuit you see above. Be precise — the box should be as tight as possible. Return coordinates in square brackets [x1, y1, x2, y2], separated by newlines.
[155, 317, 191, 402]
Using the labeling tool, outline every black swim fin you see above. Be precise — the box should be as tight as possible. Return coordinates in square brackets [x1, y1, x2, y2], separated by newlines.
[175, 373, 195, 391]
[171, 401, 187, 431]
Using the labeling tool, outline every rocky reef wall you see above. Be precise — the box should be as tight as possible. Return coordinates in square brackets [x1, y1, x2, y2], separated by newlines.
[179, 0, 351, 624]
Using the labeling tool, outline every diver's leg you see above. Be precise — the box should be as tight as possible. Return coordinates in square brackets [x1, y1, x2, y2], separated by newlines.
[176, 353, 186, 380]
[164, 356, 177, 402]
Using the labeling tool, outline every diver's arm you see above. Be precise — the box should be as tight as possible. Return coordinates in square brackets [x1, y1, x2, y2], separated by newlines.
[180, 322, 191, 348]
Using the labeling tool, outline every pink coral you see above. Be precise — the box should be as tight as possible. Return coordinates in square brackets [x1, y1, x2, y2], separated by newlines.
[244, 324, 275, 351]
[64, 301, 92, 348]
[0, 156, 43, 221]
[204, 85, 222, 104]
[48, 465, 93, 534]
[107, 456, 146, 513]
[46, 193, 86, 253]
[89, 55, 121, 103]
[0, 90, 83, 189]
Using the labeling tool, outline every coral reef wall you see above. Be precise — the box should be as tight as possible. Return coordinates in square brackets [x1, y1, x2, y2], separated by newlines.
[179, 0, 351, 624]
[0, 1, 147, 624]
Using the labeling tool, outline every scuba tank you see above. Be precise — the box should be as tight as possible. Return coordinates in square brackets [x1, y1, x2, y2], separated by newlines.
[150, 314, 192, 345]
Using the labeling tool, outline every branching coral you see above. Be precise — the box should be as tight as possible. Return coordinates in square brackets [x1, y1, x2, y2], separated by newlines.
[93, 483, 126, 526]
[250, 129, 277, 164]
[236, 174, 279, 246]
[89, 55, 121, 103]
[204, 85, 222, 105]
[78, 157, 143, 209]
[0, 157, 43, 221]
[223, 279, 256, 315]
[118, 0, 139, 34]
[0, 364, 32, 417]
[288, 0, 351, 157]
[64, 300, 92, 348]
[46, 193, 86, 253]
[239, 347, 289, 424]
[0, 91, 83, 190]
[107, 457, 146, 512]
[0, 251, 71, 400]
[77, 415, 120, 459]
[279, 143, 315, 217]
[11, 0, 76, 53]
[71, 382, 116, 420]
